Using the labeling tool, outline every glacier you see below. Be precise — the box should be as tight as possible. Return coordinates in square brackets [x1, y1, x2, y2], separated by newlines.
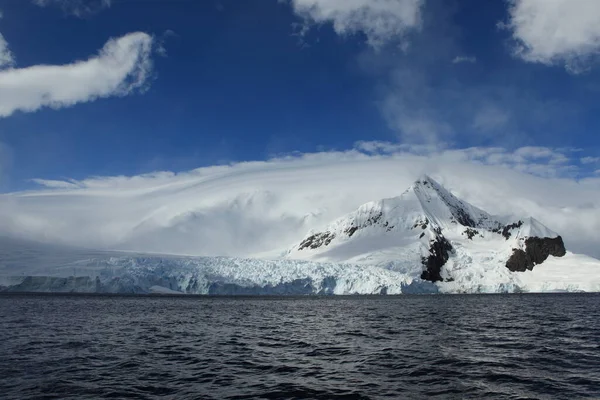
[0, 251, 415, 295]
[1, 247, 599, 295]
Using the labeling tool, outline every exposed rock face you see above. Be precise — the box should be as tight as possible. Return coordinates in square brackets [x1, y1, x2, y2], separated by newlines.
[501, 221, 524, 239]
[490, 220, 524, 239]
[506, 236, 567, 272]
[343, 211, 392, 238]
[463, 228, 479, 240]
[298, 232, 335, 250]
[421, 232, 453, 282]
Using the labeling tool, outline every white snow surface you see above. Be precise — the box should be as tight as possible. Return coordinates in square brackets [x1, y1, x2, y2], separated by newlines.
[439, 252, 600, 293]
[1, 176, 599, 294]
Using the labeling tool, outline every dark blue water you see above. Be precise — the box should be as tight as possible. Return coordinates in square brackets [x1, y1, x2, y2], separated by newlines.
[1, 294, 599, 399]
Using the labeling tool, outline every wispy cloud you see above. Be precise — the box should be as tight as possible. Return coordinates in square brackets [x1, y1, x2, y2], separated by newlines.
[0, 31, 154, 118]
[287, 0, 425, 48]
[351, 1, 580, 146]
[373, 54, 574, 145]
[504, 0, 600, 72]
[155, 29, 177, 58]
[32, 0, 112, 17]
[357, 141, 578, 177]
[452, 55, 476, 64]
[29, 179, 82, 189]
[2, 144, 600, 259]
[581, 156, 600, 164]
[0, 33, 13, 68]
[470, 105, 510, 132]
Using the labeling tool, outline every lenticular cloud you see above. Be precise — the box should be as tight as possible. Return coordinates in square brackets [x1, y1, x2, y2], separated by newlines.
[2, 147, 600, 259]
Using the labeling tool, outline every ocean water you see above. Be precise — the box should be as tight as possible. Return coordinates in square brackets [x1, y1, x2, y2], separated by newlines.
[0, 294, 599, 399]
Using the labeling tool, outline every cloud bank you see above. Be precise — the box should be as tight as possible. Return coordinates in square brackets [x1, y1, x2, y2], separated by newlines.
[505, 0, 600, 71]
[288, 0, 425, 47]
[2, 144, 600, 260]
[0, 32, 154, 118]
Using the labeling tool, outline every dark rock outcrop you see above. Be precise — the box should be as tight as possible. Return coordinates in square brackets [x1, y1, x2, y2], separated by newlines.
[421, 231, 453, 282]
[384, 221, 394, 232]
[413, 218, 429, 230]
[463, 228, 479, 240]
[298, 232, 336, 250]
[501, 221, 523, 239]
[345, 226, 359, 237]
[343, 211, 385, 238]
[451, 207, 476, 228]
[506, 236, 567, 272]
[491, 221, 524, 239]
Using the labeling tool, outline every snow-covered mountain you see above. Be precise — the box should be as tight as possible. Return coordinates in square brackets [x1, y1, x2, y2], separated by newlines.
[286, 175, 589, 288]
[1, 175, 599, 294]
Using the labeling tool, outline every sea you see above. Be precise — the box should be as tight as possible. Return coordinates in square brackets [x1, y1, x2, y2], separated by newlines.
[0, 293, 599, 399]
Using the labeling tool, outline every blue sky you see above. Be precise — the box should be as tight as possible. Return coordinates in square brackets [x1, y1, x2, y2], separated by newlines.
[1, 0, 600, 192]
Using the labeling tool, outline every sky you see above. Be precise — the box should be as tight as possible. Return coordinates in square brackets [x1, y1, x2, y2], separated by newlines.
[1, 0, 600, 258]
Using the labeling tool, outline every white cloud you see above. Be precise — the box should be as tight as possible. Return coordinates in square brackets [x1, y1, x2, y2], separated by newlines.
[452, 55, 476, 64]
[505, 0, 600, 71]
[0, 33, 13, 68]
[32, 0, 112, 17]
[288, 0, 425, 47]
[581, 156, 600, 164]
[2, 144, 600, 259]
[0, 31, 154, 118]
[381, 67, 455, 144]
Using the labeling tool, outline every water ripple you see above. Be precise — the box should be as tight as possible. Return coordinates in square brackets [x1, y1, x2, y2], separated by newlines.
[1, 294, 600, 399]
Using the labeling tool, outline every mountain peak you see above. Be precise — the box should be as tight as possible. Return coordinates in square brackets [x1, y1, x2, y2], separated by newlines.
[413, 174, 438, 189]
[287, 175, 566, 282]
[415, 173, 435, 184]
[410, 175, 451, 199]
